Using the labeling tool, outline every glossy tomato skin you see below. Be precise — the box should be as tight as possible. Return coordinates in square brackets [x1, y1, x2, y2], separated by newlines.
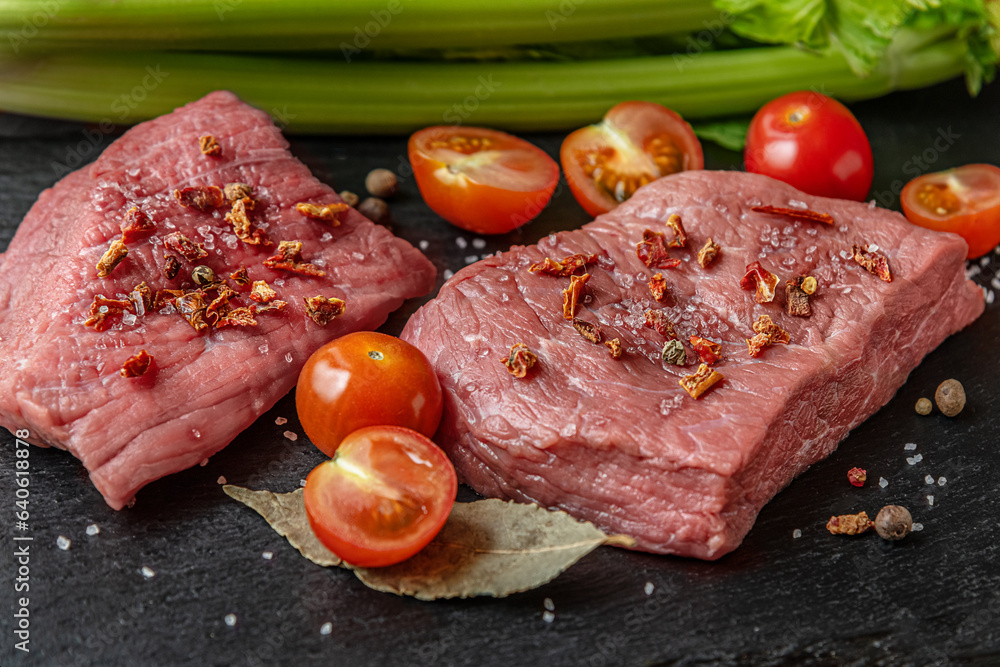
[296, 332, 443, 457]
[304, 426, 457, 568]
[561, 101, 704, 217]
[901, 164, 1000, 259]
[408, 126, 560, 235]
[745, 91, 873, 202]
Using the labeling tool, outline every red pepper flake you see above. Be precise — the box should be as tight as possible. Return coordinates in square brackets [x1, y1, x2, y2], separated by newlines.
[562, 273, 590, 320]
[295, 202, 349, 226]
[739, 261, 779, 303]
[648, 273, 669, 303]
[572, 318, 602, 343]
[644, 309, 677, 339]
[696, 238, 720, 268]
[226, 199, 270, 246]
[502, 342, 538, 378]
[528, 253, 599, 277]
[199, 135, 222, 157]
[752, 205, 834, 225]
[84, 295, 132, 331]
[605, 338, 623, 359]
[826, 511, 874, 535]
[264, 241, 326, 277]
[851, 244, 892, 282]
[254, 300, 287, 315]
[664, 214, 687, 249]
[120, 350, 153, 378]
[205, 288, 235, 326]
[847, 467, 867, 487]
[746, 314, 790, 358]
[689, 335, 722, 365]
[224, 183, 255, 207]
[120, 207, 155, 243]
[163, 254, 181, 280]
[96, 238, 128, 278]
[215, 306, 258, 329]
[229, 266, 250, 286]
[164, 232, 208, 261]
[636, 229, 682, 270]
[175, 291, 209, 332]
[679, 363, 723, 399]
[785, 277, 813, 317]
[130, 282, 153, 316]
[304, 295, 345, 325]
[153, 289, 185, 311]
[250, 280, 277, 303]
[173, 185, 225, 212]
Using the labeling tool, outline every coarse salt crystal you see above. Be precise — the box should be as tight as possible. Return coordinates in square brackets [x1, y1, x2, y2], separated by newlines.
[927, 495, 935, 506]
[904, 443, 917, 451]
[283, 431, 298, 441]
[879, 477, 888, 488]
[472, 238, 486, 249]
[868, 200, 877, 209]
[456, 237, 468, 249]
[465, 255, 478, 264]
[839, 250, 852, 260]
[543, 598, 555, 611]
[274, 279, 284, 287]
[321, 232, 333, 242]
[217, 476, 227, 485]
[86, 524, 100, 536]
[443, 269, 454, 280]
[925, 475, 935, 485]
[122, 312, 136, 326]
[262, 551, 273, 560]
[792, 529, 802, 539]
[788, 199, 807, 209]
[299, 479, 307, 487]
[418, 240, 429, 251]
[981, 256, 990, 267]
[912, 522, 924, 532]
[906, 454, 923, 465]
[987, 291, 995, 305]
[542, 611, 555, 623]
[275, 417, 288, 426]
[258, 344, 269, 354]
[320, 622, 333, 635]
[99, 305, 109, 314]
[838, 225, 849, 233]
[867, 243, 880, 253]
[224, 614, 237, 627]
[141, 566, 156, 579]
[285, 352, 293, 363]
[56, 535, 71, 550]
[938, 477, 947, 486]
[644, 582, 655, 595]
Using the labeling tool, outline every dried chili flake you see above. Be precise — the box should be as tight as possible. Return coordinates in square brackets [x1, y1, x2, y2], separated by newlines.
[785, 277, 812, 317]
[205, 290, 234, 325]
[502, 342, 537, 378]
[224, 182, 255, 208]
[229, 266, 250, 286]
[847, 467, 867, 487]
[636, 229, 681, 269]
[121, 350, 153, 378]
[154, 289, 185, 310]
[605, 338, 623, 359]
[664, 214, 687, 249]
[174, 185, 225, 212]
[96, 238, 128, 278]
[662, 340, 687, 366]
[739, 261, 779, 303]
[130, 282, 153, 316]
[199, 135, 222, 156]
[226, 198, 270, 246]
[295, 202, 349, 226]
[120, 207, 155, 243]
[528, 253, 599, 277]
[254, 300, 287, 315]
[562, 272, 589, 320]
[84, 295, 132, 331]
[696, 238, 720, 268]
[175, 291, 209, 332]
[752, 205, 834, 225]
[250, 280, 277, 303]
[648, 273, 669, 303]
[826, 511, 874, 535]
[644, 309, 677, 339]
[746, 314, 790, 358]
[304, 295, 345, 325]
[163, 254, 181, 280]
[572, 318, 602, 343]
[215, 306, 258, 329]
[851, 244, 892, 282]
[164, 232, 208, 261]
[679, 363, 723, 399]
[689, 335, 722, 365]
[264, 240, 326, 277]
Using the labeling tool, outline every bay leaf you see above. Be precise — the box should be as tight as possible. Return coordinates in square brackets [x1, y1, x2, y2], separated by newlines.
[223, 485, 343, 567]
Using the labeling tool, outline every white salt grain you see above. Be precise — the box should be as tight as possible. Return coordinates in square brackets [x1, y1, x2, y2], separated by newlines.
[927, 495, 935, 506]
[906, 454, 923, 465]
[543, 597, 555, 611]
[224, 614, 237, 627]
[792, 529, 802, 539]
[542, 611, 555, 623]
[867, 243, 880, 253]
[465, 255, 478, 264]
[472, 238, 486, 249]
[455, 236, 468, 249]
[443, 269, 454, 280]
[56, 535, 71, 551]
[644, 582, 655, 595]
[122, 312, 136, 326]
[141, 566, 156, 579]
[320, 622, 333, 636]
[879, 477, 888, 488]
[262, 551, 273, 560]
[275, 417, 288, 426]
[86, 524, 100, 537]
[258, 344, 269, 354]
[299, 479, 307, 487]
[938, 477, 947, 486]
[320, 232, 333, 242]
[925, 475, 935, 485]
[217, 476, 227, 485]
[285, 352, 293, 363]
[904, 443, 917, 450]
[788, 199, 807, 210]
[988, 290, 995, 305]
[418, 240, 429, 251]
[283, 431, 298, 442]
[912, 522, 924, 532]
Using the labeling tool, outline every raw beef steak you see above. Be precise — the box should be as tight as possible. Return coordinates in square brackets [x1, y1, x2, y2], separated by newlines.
[401, 170, 982, 559]
[0, 91, 435, 510]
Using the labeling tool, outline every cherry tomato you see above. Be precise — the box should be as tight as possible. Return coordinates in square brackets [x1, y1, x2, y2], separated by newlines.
[296, 332, 443, 457]
[560, 101, 704, 217]
[901, 164, 1000, 259]
[408, 126, 560, 235]
[745, 91, 873, 202]
[304, 426, 457, 567]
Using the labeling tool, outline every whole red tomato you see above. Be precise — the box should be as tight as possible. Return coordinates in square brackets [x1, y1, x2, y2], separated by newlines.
[745, 91, 873, 201]
[295, 332, 443, 457]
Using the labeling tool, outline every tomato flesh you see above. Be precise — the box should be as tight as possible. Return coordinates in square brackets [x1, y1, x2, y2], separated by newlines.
[561, 101, 704, 217]
[296, 332, 443, 457]
[745, 91, 873, 202]
[408, 126, 560, 235]
[901, 164, 1000, 259]
[304, 426, 457, 568]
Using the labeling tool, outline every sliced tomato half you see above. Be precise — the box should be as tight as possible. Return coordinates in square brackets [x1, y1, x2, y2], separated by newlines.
[408, 126, 560, 235]
[561, 101, 704, 217]
[901, 164, 1000, 259]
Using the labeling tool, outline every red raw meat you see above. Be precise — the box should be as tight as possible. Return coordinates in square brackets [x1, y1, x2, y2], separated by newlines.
[401, 170, 983, 559]
[0, 91, 435, 509]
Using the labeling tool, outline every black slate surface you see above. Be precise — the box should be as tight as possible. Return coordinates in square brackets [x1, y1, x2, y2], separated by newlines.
[1, 78, 999, 667]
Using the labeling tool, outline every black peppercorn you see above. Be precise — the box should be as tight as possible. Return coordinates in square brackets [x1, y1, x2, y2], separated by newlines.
[192, 265, 215, 287]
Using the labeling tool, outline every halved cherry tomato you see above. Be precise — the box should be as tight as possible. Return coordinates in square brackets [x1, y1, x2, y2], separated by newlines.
[561, 101, 704, 217]
[745, 91, 873, 201]
[304, 426, 457, 567]
[296, 332, 443, 457]
[408, 126, 560, 235]
[901, 164, 1000, 259]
